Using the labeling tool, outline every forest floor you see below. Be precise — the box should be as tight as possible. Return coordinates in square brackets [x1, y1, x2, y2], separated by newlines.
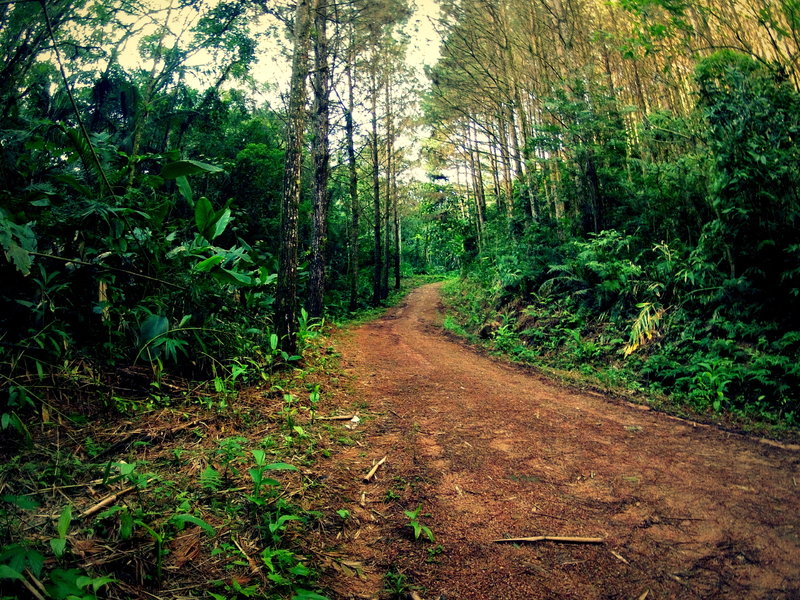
[311, 282, 800, 600]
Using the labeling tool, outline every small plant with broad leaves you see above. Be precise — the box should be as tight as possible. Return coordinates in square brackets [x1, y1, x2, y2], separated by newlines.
[403, 505, 435, 542]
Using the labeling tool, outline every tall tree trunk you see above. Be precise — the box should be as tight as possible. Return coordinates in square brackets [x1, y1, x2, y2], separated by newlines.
[370, 59, 382, 306]
[393, 170, 401, 289]
[275, 0, 313, 353]
[382, 78, 393, 299]
[496, 118, 514, 218]
[468, 121, 487, 224]
[489, 139, 504, 215]
[345, 31, 360, 312]
[308, 0, 331, 318]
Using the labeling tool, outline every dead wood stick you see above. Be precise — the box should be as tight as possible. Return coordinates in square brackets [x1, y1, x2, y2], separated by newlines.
[317, 414, 357, 421]
[609, 549, 630, 565]
[18, 575, 46, 600]
[78, 483, 142, 519]
[233, 537, 265, 581]
[362, 456, 387, 483]
[24, 569, 48, 599]
[493, 535, 604, 544]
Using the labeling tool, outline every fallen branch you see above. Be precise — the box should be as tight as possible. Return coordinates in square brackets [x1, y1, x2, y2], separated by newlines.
[18, 575, 46, 600]
[609, 549, 630, 565]
[362, 456, 387, 483]
[233, 537, 265, 582]
[317, 414, 357, 421]
[78, 483, 143, 520]
[23, 570, 48, 600]
[492, 535, 604, 544]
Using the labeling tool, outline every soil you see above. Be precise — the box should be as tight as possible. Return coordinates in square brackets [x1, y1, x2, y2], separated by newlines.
[312, 282, 800, 600]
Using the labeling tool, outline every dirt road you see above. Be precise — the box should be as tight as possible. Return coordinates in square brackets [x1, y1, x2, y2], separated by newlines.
[317, 283, 800, 599]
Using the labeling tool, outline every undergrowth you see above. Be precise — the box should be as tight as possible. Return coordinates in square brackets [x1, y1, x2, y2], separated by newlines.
[0, 279, 426, 600]
[0, 358, 335, 600]
[440, 238, 800, 440]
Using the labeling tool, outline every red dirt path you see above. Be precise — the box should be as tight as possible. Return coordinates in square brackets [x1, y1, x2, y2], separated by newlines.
[313, 282, 800, 599]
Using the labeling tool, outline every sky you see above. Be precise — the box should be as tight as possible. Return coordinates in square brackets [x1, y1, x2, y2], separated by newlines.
[114, 0, 442, 100]
[252, 0, 443, 103]
[113, 0, 443, 178]
[407, 0, 443, 75]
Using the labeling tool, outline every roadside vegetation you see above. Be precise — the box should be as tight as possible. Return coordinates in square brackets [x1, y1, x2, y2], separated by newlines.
[435, 52, 800, 436]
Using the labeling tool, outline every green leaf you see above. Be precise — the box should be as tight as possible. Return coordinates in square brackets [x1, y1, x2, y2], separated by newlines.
[50, 537, 67, 558]
[269, 514, 301, 533]
[0, 217, 36, 276]
[213, 208, 232, 239]
[289, 562, 312, 577]
[421, 525, 435, 542]
[0, 565, 24, 581]
[57, 504, 72, 538]
[217, 268, 252, 285]
[160, 159, 223, 179]
[26, 549, 45, 578]
[262, 462, 298, 471]
[139, 315, 169, 347]
[175, 175, 193, 206]
[2, 494, 40, 510]
[120, 512, 134, 539]
[47, 568, 85, 597]
[267, 572, 292, 585]
[248, 469, 279, 487]
[195, 197, 216, 239]
[200, 465, 222, 491]
[194, 255, 225, 272]
[194, 197, 233, 241]
[411, 522, 422, 539]
[292, 589, 331, 600]
[171, 514, 216, 536]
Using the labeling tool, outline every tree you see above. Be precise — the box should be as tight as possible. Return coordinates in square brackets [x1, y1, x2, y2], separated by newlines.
[308, 0, 332, 318]
[275, 0, 314, 353]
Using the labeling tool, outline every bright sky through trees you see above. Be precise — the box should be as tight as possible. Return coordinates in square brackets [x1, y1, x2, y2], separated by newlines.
[113, 0, 442, 107]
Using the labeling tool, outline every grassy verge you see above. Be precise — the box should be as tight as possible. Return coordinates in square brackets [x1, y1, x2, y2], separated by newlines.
[0, 281, 427, 600]
[439, 278, 799, 443]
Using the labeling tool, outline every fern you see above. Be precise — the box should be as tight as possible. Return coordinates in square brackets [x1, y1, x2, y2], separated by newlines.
[624, 302, 666, 357]
[199, 466, 222, 492]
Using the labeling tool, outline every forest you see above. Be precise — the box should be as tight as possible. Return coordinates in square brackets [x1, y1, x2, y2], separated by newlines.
[1, 0, 799, 598]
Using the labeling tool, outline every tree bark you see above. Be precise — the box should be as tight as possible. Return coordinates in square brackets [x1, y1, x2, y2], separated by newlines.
[308, 0, 331, 319]
[382, 77, 393, 299]
[275, 0, 313, 354]
[393, 155, 401, 289]
[370, 56, 382, 306]
[345, 27, 360, 312]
